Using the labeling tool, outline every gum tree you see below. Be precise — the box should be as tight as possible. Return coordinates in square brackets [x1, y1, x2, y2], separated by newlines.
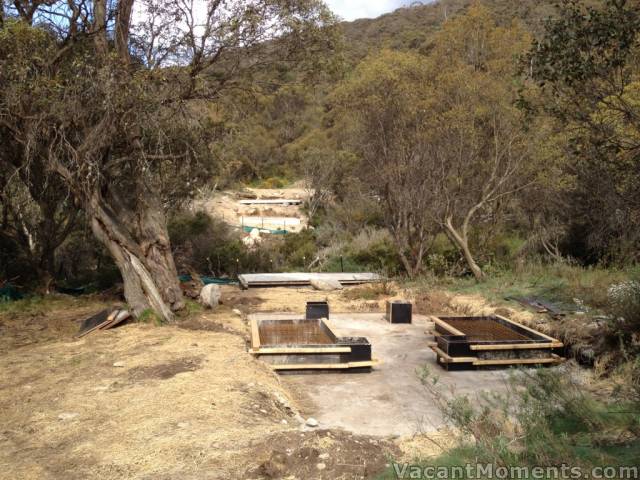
[527, 0, 640, 262]
[0, 0, 337, 320]
[424, 4, 534, 280]
[333, 50, 438, 277]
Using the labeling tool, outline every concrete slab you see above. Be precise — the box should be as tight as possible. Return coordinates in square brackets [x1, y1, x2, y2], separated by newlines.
[250, 312, 513, 437]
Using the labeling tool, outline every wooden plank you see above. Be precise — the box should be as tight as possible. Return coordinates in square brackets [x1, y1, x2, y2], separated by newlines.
[493, 315, 561, 343]
[100, 310, 131, 331]
[429, 346, 476, 364]
[251, 346, 352, 355]
[271, 360, 378, 371]
[77, 309, 119, 338]
[470, 342, 563, 351]
[473, 356, 564, 366]
[322, 318, 340, 338]
[431, 317, 465, 336]
[250, 318, 260, 350]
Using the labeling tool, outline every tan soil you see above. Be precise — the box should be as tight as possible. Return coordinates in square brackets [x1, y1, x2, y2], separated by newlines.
[194, 187, 311, 233]
[0, 286, 436, 479]
[0, 295, 110, 354]
[244, 429, 399, 480]
[220, 282, 426, 316]
[3, 283, 573, 479]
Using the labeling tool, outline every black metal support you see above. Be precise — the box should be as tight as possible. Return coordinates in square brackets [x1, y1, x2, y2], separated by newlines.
[306, 301, 329, 320]
[385, 300, 412, 324]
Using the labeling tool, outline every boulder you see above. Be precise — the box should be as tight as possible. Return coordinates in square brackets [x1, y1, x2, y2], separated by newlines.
[310, 278, 343, 291]
[199, 284, 221, 309]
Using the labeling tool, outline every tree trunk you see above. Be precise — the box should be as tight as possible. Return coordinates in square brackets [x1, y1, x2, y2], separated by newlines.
[88, 194, 184, 322]
[395, 238, 423, 279]
[444, 219, 485, 281]
[398, 251, 417, 279]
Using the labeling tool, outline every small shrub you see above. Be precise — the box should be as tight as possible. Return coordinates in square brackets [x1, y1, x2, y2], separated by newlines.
[323, 255, 365, 273]
[407, 367, 640, 474]
[424, 253, 449, 276]
[277, 229, 317, 269]
[330, 228, 403, 275]
[608, 280, 640, 332]
[169, 210, 274, 276]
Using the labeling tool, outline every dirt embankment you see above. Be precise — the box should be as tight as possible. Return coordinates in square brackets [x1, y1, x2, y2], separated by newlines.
[0, 294, 403, 480]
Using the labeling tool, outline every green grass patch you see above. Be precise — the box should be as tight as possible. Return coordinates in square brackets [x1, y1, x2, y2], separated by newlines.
[137, 308, 164, 326]
[179, 300, 204, 317]
[0, 294, 87, 316]
[417, 263, 639, 313]
[379, 368, 640, 479]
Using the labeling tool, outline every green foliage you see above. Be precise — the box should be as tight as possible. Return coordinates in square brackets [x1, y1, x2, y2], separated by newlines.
[169, 211, 273, 276]
[323, 255, 367, 273]
[180, 300, 204, 317]
[381, 368, 640, 478]
[0, 294, 92, 316]
[318, 228, 404, 275]
[527, 0, 640, 263]
[440, 262, 636, 309]
[277, 229, 318, 269]
[344, 229, 402, 275]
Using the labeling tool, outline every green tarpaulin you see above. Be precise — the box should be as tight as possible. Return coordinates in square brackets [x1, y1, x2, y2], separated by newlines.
[179, 275, 238, 285]
[242, 226, 288, 235]
[0, 284, 23, 302]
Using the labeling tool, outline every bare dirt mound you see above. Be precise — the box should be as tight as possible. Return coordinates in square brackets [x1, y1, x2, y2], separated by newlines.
[127, 356, 204, 381]
[245, 429, 399, 480]
[0, 310, 300, 479]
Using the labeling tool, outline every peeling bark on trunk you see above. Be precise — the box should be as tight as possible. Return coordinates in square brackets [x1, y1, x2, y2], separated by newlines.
[88, 194, 184, 322]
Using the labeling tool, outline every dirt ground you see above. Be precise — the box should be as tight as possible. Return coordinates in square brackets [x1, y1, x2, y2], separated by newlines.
[0, 289, 408, 480]
[0, 283, 580, 479]
[221, 283, 421, 316]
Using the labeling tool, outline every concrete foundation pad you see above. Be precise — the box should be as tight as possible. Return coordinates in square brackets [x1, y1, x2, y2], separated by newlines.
[249, 312, 514, 437]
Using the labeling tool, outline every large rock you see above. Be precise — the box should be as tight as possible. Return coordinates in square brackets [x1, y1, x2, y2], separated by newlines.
[199, 284, 221, 309]
[310, 278, 343, 291]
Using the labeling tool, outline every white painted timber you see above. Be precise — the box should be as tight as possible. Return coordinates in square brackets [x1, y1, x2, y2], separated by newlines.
[238, 199, 302, 205]
[238, 272, 383, 289]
